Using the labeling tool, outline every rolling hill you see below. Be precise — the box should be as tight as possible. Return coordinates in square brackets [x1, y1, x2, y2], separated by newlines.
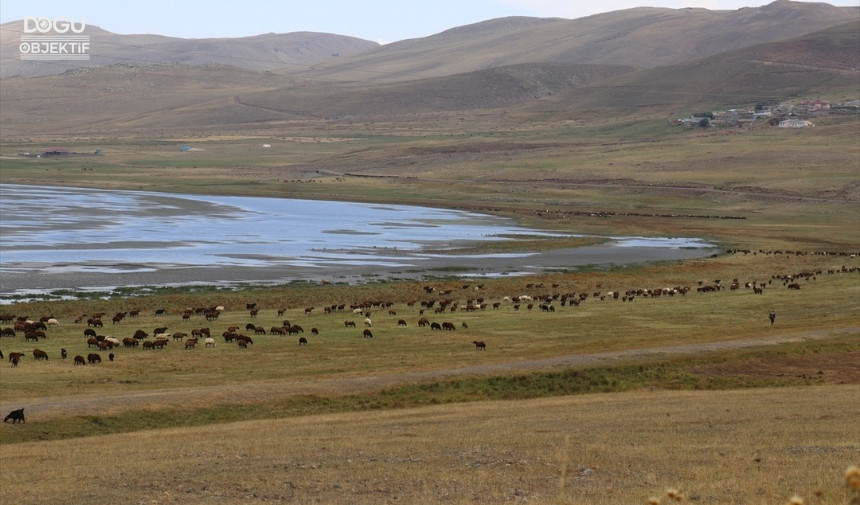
[0, 23, 380, 79]
[527, 20, 860, 113]
[292, 0, 859, 82]
[0, 1, 857, 139]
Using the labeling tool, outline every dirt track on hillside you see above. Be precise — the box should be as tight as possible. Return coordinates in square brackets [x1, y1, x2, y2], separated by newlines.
[2, 327, 857, 422]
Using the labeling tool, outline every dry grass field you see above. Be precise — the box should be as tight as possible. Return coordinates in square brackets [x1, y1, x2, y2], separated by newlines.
[1, 387, 858, 505]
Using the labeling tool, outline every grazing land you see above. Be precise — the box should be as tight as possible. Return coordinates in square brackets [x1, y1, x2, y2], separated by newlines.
[1, 6, 859, 504]
[2, 115, 859, 505]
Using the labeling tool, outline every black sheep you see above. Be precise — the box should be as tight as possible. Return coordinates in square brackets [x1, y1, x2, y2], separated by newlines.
[4, 408, 24, 423]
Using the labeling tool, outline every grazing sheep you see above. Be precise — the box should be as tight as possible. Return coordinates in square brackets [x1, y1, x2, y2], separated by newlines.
[3, 408, 24, 423]
[363, 329, 373, 338]
[204, 337, 216, 347]
[108, 353, 115, 362]
[298, 337, 308, 345]
[472, 340, 487, 350]
[364, 318, 372, 327]
[74, 355, 86, 365]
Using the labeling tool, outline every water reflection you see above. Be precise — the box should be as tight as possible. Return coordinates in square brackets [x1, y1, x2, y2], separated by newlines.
[0, 184, 717, 296]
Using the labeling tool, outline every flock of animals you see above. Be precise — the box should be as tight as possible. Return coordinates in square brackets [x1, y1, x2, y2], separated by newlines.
[1, 253, 856, 424]
[2, 256, 855, 367]
[0, 297, 494, 369]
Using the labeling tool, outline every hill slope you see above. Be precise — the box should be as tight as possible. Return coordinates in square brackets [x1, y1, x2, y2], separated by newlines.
[2, 1, 856, 82]
[294, 1, 859, 82]
[0, 23, 379, 78]
[0, 7, 857, 138]
[532, 20, 860, 113]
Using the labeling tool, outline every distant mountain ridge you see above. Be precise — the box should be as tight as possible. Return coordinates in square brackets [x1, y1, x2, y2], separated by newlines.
[0, 23, 380, 78]
[1, 1, 857, 80]
[0, 1, 857, 139]
[295, 1, 859, 82]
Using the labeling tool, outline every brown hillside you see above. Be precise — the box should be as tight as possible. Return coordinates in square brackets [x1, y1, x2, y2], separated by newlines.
[0, 22, 379, 78]
[531, 20, 860, 113]
[0, 8, 857, 138]
[0, 63, 290, 138]
[240, 63, 634, 118]
[295, 1, 859, 82]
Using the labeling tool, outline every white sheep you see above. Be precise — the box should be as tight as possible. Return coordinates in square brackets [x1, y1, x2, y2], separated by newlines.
[204, 337, 216, 347]
[364, 318, 372, 327]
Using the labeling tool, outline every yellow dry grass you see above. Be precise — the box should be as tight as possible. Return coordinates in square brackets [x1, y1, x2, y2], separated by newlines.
[1, 386, 856, 505]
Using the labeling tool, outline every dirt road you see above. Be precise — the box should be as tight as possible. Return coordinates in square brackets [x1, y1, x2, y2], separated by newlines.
[2, 328, 856, 421]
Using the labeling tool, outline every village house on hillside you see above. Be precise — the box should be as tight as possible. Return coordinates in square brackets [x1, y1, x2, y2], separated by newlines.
[676, 98, 856, 128]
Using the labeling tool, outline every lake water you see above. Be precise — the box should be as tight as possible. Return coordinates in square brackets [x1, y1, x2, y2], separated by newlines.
[0, 184, 717, 298]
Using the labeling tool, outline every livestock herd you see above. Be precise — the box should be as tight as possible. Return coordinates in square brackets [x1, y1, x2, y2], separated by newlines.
[1, 253, 857, 428]
[0, 300, 484, 365]
[1, 254, 857, 371]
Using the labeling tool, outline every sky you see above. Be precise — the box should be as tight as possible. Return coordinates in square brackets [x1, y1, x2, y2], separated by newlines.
[1, 0, 857, 44]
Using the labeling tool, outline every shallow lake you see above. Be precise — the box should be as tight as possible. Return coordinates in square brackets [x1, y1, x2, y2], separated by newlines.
[0, 184, 717, 298]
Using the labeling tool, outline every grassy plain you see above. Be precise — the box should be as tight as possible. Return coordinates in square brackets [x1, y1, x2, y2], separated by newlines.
[0, 108, 858, 504]
[2, 387, 858, 505]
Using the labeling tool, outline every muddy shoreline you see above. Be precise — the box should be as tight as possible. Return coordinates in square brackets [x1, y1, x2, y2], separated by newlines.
[0, 243, 717, 297]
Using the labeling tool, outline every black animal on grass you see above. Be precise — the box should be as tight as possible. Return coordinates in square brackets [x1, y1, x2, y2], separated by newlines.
[4, 408, 24, 423]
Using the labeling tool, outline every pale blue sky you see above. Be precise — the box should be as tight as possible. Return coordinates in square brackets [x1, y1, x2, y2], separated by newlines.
[1, 0, 857, 43]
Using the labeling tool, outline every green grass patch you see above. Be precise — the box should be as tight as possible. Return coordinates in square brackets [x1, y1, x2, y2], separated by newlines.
[4, 338, 853, 445]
